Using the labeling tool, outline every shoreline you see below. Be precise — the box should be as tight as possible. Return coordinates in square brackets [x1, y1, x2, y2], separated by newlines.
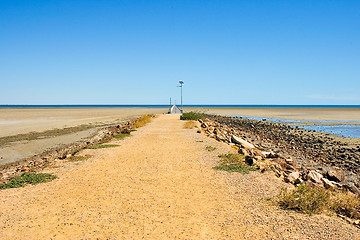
[187, 107, 360, 121]
[203, 114, 360, 193]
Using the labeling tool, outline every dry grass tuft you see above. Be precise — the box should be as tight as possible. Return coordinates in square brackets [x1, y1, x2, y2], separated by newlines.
[133, 115, 153, 128]
[278, 183, 330, 214]
[206, 146, 216, 151]
[330, 191, 360, 219]
[277, 182, 360, 219]
[67, 155, 92, 162]
[213, 153, 258, 174]
[87, 144, 119, 149]
[183, 121, 195, 129]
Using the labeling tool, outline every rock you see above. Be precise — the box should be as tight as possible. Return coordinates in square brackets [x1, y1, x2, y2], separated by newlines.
[231, 145, 240, 151]
[322, 178, 336, 190]
[343, 182, 360, 195]
[307, 170, 323, 184]
[21, 166, 30, 172]
[231, 135, 255, 149]
[270, 163, 283, 178]
[285, 171, 301, 184]
[238, 148, 249, 156]
[261, 151, 278, 158]
[285, 158, 294, 165]
[245, 156, 256, 166]
[326, 169, 345, 182]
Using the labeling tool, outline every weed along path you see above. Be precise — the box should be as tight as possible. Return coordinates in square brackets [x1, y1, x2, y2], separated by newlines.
[0, 115, 359, 239]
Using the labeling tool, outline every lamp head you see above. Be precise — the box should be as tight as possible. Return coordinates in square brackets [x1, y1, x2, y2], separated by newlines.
[179, 80, 184, 84]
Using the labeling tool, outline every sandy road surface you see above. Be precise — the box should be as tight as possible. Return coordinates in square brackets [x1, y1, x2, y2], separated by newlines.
[0, 115, 359, 239]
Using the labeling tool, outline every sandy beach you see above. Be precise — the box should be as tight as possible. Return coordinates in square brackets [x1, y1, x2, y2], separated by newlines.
[0, 107, 167, 166]
[187, 107, 360, 121]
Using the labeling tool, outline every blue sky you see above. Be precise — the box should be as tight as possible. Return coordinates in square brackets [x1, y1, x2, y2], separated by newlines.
[1, 0, 359, 105]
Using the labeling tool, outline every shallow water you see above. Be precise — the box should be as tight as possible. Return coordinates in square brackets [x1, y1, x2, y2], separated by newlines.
[232, 115, 360, 138]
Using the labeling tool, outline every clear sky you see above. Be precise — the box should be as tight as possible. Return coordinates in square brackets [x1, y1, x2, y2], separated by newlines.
[1, 0, 359, 105]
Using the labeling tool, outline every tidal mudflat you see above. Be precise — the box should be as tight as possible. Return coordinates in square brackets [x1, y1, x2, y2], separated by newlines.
[0, 107, 167, 166]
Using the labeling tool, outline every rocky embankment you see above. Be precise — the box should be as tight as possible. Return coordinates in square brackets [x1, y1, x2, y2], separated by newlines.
[199, 115, 360, 195]
[0, 122, 135, 185]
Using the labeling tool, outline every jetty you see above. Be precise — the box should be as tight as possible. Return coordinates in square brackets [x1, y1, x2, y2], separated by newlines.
[0, 115, 358, 239]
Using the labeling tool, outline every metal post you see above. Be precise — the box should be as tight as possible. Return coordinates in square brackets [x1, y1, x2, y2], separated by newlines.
[178, 80, 184, 113]
[181, 85, 183, 112]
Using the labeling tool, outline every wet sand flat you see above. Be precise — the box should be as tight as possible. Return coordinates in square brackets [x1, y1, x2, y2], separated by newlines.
[0, 107, 167, 166]
[187, 107, 360, 121]
[0, 107, 167, 138]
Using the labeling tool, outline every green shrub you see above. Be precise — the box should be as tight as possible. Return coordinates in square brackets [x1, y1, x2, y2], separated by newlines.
[180, 111, 206, 120]
[1, 173, 57, 189]
[278, 183, 330, 214]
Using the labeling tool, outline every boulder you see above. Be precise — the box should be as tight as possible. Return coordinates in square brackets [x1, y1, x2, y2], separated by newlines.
[322, 178, 336, 190]
[231, 135, 255, 150]
[238, 148, 249, 156]
[270, 163, 283, 178]
[261, 151, 278, 158]
[245, 156, 256, 166]
[285, 171, 301, 184]
[343, 182, 360, 195]
[285, 158, 294, 165]
[307, 170, 323, 184]
[326, 169, 345, 182]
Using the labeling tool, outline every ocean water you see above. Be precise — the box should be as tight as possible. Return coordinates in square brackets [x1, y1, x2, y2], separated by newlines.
[1, 104, 360, 108]
[233, 115, 360, 138]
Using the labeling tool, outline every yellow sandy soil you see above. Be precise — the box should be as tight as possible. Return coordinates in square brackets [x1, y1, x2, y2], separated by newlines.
[0, 115, 359, 239]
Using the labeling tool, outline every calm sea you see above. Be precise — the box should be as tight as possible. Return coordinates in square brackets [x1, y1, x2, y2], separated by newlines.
[1, 105, 360, 108]
[233, 116, 360, 138]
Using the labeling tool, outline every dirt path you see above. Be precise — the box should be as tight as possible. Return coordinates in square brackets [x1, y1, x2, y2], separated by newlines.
[0, 115, 359, 239]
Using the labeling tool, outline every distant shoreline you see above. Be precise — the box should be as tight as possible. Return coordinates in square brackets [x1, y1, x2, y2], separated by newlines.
[1, 104, 360, 108]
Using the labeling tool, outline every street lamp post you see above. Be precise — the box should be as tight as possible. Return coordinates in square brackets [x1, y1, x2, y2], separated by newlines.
[178, 80, 184, 113]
